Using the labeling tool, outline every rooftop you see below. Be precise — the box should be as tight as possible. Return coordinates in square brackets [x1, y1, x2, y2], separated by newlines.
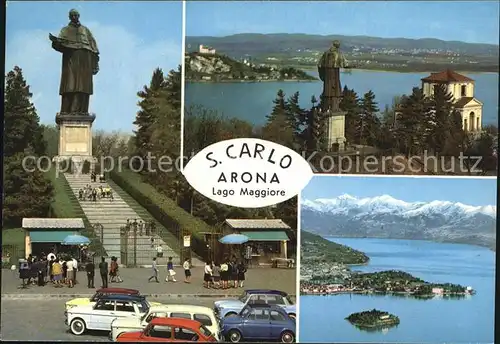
[454, 97, 475, 108]
[22, 218, 85, 229]
[421, 69, 474, 83]
[225, 219, 291, 229]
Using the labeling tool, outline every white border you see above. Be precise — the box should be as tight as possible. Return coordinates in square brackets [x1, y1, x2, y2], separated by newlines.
[180, 0, 186, 173]
[295, 193, 302, 342]
[312, 174, 497, 180]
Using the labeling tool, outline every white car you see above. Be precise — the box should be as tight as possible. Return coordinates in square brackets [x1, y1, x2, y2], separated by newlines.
[66, 294, 149, 335]
[110, 304, 221, 341]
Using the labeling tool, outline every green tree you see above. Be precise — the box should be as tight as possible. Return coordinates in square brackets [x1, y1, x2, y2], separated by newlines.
[262, 90, 295, 147]
[3, 66, 53, 226]
[340, 86, 361, 145]
[358, 90, 381, 146]
[394, 88, 431, 156]
[285, 91, 306, 150]
[133, 68, 165, 160]
[41, 124, 59, 158]
[427, 84, 454, 156]
[4, 66, 46, 157]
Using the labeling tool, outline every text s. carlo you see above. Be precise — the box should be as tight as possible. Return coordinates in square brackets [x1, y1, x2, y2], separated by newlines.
[183, 138, 314, 208]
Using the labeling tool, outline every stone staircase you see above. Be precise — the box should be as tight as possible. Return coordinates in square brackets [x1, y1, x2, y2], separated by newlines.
[63, 173, 179, 266]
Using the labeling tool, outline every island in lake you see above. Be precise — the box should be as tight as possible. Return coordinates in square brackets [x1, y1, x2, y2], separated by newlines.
[185, 51, 317, 82]
[346, 309, 400, 330]
[300, 232, 475, 298]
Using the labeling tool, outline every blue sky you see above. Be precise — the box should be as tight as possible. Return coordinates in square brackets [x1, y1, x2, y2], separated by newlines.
[301, 176, 497, 206]
[187, 1, 499, 44]
[6, 1, 182, 132]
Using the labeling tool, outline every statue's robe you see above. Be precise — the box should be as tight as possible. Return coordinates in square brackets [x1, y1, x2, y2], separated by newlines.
[52, 22, 99, 114]
[317, 48, 348, 111]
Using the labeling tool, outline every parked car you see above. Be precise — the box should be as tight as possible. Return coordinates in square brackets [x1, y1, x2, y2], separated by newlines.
[221, 304, 295, 343]
[66, 294, 150, 335]
[116, 317, 217, 342]
[110, 304, 221, 341]
[214, 289, 296, 319]
[65, 287, 162, 311]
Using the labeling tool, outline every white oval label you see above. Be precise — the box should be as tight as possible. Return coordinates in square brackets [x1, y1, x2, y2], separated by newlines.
[183, 138, 314, 208]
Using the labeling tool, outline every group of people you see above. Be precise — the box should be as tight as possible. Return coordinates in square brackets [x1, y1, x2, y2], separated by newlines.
[148, 257, 191, 283]
[90, 171, 106, 183]
[20, 253, 80, 288]
[204, 257, 247, 289]
[90, 256, 123, 289]
[147, 256, 248, 289]
[78, 184, 113, 202]
[124, 218, 156, 238]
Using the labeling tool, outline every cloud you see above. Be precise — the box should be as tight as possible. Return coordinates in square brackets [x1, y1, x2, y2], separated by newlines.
[6, 22, 181, 132]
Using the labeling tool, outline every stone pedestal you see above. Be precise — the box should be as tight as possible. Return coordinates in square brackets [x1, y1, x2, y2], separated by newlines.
[53, 113, 97, 171]
[325, 111, 346, 151]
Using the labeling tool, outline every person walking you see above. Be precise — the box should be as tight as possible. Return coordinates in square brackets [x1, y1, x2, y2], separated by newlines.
[220, 260, 228, 289]
[165, 257, 176, 282]
[231, 257, 239, 288]
[148, 257, 160, 283]
[109, 257, 117, 283]
[72, 257, 78, 285]
[203, 261, 213, 288]
[66, 257, 75, 288]
[237, 261, 247, 287]
[183, 258, 191, 283]
[52, 259, 63, 288]
[156, 244, 163, 259]
[85, 260, 95, 288]
[212, 262, 221, 289]
[99, 257, 108, 288]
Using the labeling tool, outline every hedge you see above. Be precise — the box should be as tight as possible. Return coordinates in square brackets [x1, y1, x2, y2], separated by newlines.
[110, 168, 214, 258]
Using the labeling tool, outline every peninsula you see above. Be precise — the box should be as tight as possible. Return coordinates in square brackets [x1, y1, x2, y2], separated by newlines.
[346, 309, 400, 330]
[185, 52, 317, 82]
[300, 232, 475, 298]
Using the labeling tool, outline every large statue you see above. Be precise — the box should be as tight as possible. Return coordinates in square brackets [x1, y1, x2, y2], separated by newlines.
[50, 9, 99, 116]
[317, 40, 348, 112]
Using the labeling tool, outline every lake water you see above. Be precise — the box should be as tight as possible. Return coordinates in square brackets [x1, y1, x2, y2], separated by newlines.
[299, 238, 495, 343]
[185, 71, 498, 126]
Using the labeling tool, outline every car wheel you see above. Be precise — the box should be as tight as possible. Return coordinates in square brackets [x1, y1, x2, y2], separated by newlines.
[280, 330, 295, 343]
[70, 318, 86, 335]
[227, 329, 242, 343]
[288, 313, 296, 320]
[224, 312, 238, 318]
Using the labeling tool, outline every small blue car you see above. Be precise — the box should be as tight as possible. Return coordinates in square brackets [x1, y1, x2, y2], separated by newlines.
[221, 304, 296, 343]
[214, 289, 296, 319]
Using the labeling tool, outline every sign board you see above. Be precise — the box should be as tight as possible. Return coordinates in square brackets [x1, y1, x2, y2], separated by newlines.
[183, 235, 191, 247]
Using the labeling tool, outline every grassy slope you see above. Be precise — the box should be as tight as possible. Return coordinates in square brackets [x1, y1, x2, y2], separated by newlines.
[2, 167, 107, 262]
[301, 230, 369, 264]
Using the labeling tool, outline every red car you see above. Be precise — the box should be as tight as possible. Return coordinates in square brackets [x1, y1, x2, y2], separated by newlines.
[116, 317, 218, 342]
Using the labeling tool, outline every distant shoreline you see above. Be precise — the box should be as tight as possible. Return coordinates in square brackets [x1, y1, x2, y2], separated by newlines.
[186, 78, 317, 84]
[319, 235, 496, 252]
[186, 68, 497, 84]
[301, 67, 499, 75]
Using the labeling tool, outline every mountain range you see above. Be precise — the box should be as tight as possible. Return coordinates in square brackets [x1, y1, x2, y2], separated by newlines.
[186, 33, 499, 57]
[301, 194, 496, 249]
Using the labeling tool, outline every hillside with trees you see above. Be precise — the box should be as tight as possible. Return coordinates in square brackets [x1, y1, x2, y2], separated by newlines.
[186, 52, 316, 82]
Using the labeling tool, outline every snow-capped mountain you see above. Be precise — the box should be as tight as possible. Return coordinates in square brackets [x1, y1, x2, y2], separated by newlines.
[301, 194, 496, 249]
